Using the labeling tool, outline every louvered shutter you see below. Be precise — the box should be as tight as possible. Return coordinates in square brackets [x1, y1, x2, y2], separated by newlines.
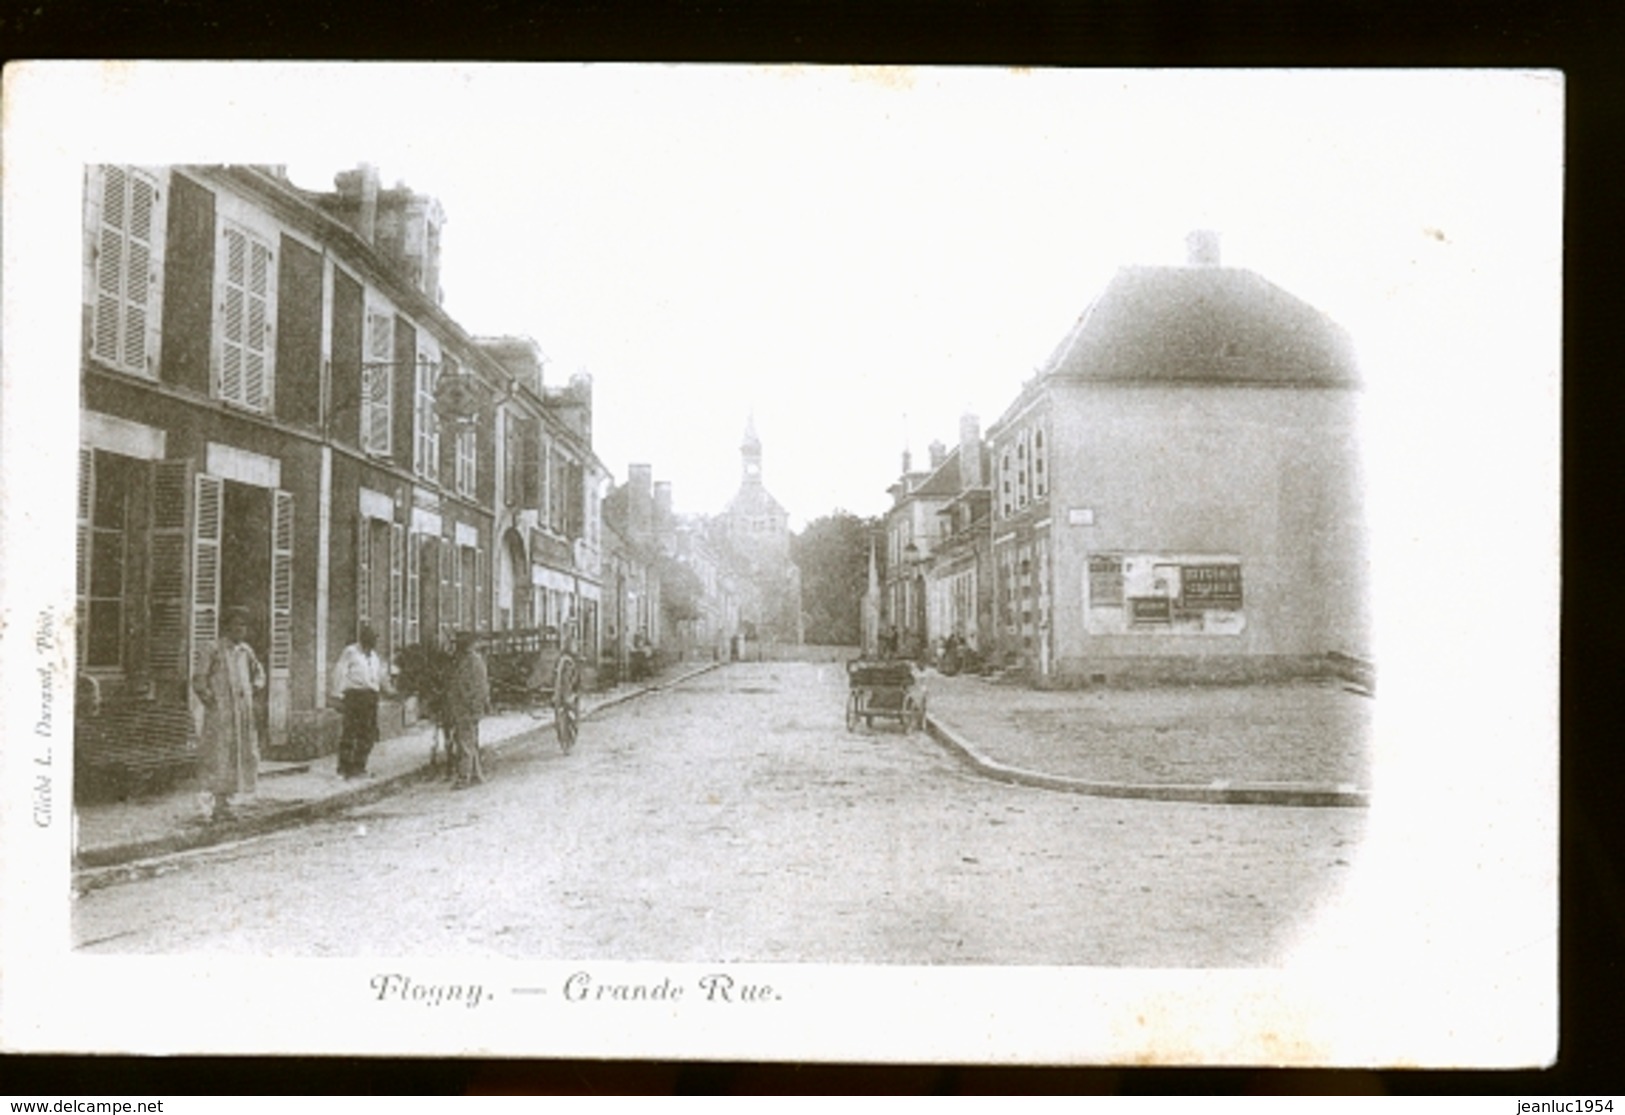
[124, 174, 156, 372]
[406, 529, 420, 647]
[191, 474, 223, 676]
[365, 308, 393, 454]
[356, 513, 371, 630]
[389, 520, 404, 655]
[267, 489, 294, 744]
[440, 532, 454, 638]
[148, 459, 191, 689]
[245, 238, 273, 412]
[76, 449, 93, 667]
[220, 226, 246, 405]
[94, 169, 125, 364]
[270, 491, 293, 672]
[475, 545, 487, 632]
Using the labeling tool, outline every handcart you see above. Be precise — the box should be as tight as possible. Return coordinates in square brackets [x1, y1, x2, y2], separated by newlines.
[845, 659, 926, 733]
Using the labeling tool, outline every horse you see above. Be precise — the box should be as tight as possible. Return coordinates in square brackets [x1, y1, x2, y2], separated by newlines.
[395, 640, 458, 777]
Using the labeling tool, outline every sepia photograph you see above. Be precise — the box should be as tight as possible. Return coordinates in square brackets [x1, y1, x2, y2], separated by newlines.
[0, 63, 1560, 1067]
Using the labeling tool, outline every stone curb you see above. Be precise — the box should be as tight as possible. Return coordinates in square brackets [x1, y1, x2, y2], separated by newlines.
[73, 662, 726, 883]
[924, 713, 1369, 809]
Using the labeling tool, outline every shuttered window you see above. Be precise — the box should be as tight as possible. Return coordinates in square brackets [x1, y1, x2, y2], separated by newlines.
[91, 167, 162, 375]
[456, 427, 477, 498]
[218, 223, 275, 412]
[415, 350, 439, 482]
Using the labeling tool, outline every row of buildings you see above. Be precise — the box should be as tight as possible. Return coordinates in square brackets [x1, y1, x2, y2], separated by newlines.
[873, 231, 1369, 686]
[75, 163, 797, 797]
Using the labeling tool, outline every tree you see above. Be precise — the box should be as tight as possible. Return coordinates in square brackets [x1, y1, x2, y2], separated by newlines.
[657, 554, 704, 626]
[791, 510, 880, 646]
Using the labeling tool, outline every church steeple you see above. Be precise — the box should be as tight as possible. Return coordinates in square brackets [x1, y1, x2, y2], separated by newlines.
[741, 413, 762, 485]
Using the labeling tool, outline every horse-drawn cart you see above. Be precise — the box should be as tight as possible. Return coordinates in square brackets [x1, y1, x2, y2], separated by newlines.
[482, 627, 583, 752]
[845, 659, 926, 733]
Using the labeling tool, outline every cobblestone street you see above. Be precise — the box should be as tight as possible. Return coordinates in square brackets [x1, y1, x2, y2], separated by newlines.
[74, 663, 1366, 967]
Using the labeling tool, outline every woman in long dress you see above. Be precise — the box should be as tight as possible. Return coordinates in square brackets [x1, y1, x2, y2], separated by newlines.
[193, 608, 266, 820]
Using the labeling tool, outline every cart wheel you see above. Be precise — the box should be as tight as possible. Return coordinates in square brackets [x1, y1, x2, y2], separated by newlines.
[553, 655, 581, 753]
[845, 692, 860, 732]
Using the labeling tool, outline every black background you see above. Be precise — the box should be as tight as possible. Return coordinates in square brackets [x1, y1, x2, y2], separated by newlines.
[3, 0, 1619, 1096]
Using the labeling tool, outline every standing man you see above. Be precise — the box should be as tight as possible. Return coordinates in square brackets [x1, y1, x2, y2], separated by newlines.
[446, 630, 491, 789]
[193, 606, 265, 821]
[332, 623, 384, 779]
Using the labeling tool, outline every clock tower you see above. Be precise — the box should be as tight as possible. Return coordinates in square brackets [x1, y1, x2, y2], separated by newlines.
[741, 413, 763, 485]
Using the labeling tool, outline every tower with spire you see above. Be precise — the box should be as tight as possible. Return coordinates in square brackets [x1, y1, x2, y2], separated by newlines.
[716, 414, 801, 644]
[740, 413, 763, 486]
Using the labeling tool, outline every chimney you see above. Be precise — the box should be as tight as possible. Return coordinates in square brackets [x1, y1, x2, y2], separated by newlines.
[959, 413, 983, 488]
[928, 440, 947, 470]
[654, 481, 673, 526]
[1186, 229, 1221, 267]
[628, 464, 654, 542]
[335, 163, 381, 245]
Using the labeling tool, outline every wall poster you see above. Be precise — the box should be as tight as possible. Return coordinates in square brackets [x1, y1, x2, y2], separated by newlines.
[1085, 552, 1246, 635]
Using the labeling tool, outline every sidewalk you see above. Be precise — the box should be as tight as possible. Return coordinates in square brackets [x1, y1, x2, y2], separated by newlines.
[73, 662, 724, 874]
[921, 671, 1370, 808]
[74, 660, 1368, 879]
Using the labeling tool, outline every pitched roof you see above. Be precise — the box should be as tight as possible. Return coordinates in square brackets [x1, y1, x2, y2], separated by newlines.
[914, 447, 965, 499]
[1042, 265, 1359, 387]
[727, 481, 787, 519]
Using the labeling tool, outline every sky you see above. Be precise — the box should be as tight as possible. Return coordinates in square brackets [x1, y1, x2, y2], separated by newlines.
[259, 68, 1552, 528]
[24, 64, 1561, 530]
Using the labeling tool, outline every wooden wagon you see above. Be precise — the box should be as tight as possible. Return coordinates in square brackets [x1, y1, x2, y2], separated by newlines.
[481, 626, 584, 752]
[845, 659, 926, 733]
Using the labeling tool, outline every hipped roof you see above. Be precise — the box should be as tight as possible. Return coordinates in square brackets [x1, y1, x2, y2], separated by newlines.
[1041, 265, 1360, 388]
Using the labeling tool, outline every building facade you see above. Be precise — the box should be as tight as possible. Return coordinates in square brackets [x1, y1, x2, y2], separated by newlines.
[76, 163, 602, 797]
[981, 232, 1367, 684]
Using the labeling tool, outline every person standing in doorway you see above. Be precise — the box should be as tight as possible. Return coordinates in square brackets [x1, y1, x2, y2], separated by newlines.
[446, 630, 491, 789]
[332, 624, 384, 779]
[193, 606, 266, 821]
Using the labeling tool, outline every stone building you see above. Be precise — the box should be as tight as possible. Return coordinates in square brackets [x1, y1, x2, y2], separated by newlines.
[75, 163, 602, 797]
[983, 231, 1367, 683]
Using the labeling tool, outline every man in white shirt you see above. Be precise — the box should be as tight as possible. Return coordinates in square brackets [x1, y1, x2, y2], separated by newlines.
[332, 624, 384, 779]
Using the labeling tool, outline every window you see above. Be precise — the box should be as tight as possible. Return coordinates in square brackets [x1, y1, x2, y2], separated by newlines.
[504, 413, 522, 507]
[91, 167, 161, 375]
[999, 450, 1014, 518]
[363, 305, 394, 456]
[1033, 428, 1047, 499]
[455, 427, 477, 498]
[79, 451, 135, 669]
[218, 223, 275, 412]
[415, 351, 439, 482]
[458, 545, 476, 630]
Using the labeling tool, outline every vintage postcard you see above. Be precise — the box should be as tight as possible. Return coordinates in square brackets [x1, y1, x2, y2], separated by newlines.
[0, 63, 1560, 1066]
